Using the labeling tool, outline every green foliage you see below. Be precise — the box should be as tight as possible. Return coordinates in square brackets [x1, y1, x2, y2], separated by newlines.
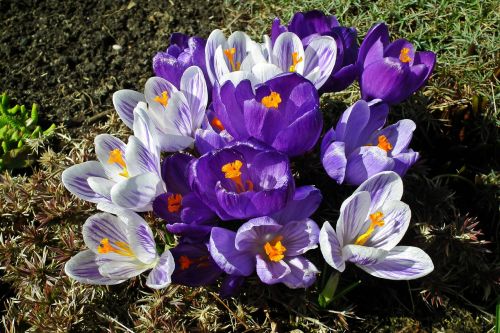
[0, 93, 56, 170]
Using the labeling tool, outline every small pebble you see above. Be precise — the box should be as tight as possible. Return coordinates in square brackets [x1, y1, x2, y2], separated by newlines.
[112, 44, 122, 51]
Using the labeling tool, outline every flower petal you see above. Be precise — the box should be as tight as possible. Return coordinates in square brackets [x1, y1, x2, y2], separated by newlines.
[353, 171, 403, 212]
[255, 254, 291, 284]
[82, 212, 128, 252]
[125, 211, 158, 264]
[365, 201, 411, 251]
[146, 250, 175, 289]
[132, 104, 161, 166]
[358, 246, 434, 280]
[206, 29, 228, 84]
[342, 244, 388, 266]
[272, 185, 322, 224]
[344, 147, 395, 185]
[281, 256, 319, 289]
[321, 140, 347, 184]
[319, 221, 345, 272]
[94, 134, 127, 182]
[280, 219, 320, 256]
[209, 227, 255, 276]
[336, 191, 371, 246]
[303, 35, 337, 89]
[113, 89, 145, 129]
[144, 76, 179, 113]
[235, 217, 281, 252]
[62, 161, 110, 203]
[180, 66, 208, 129]
[65, 250, 124, 285]
[125, 136, 160, 176]
[272, 32, 305, 73]
[110, 172, 162, 211]
[251, 63, 284, 83]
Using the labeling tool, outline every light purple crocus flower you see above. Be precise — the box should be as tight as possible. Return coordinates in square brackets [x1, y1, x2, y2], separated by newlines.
[62, 108, 164, 212]
[270, 10, 359, 92]
[212, 72, 322, 157]
[321, 99, 419, 185]
[189, 140, 295, 221]
[319, 171, 434, 280]
[112, 66, 208, 152]
[358, 23, 436, 104]
[153, 33, 210, 91]
[209, 216, 320, 288]
[65, 212, 175, 289]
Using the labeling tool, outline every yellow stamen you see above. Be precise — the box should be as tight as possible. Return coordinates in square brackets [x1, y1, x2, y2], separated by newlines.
[354, 212, 385, 246]
[97, 238, 135, 257]
[224, 47, 241, 71]
[211, 117, 225, 131]
[261, 91, 282, 109]
[153, 91, 169, 106]
[399, 47, 412, 63]
[167, 193, 183, 213]
[289, 51, 303, 72]
[264, 236, 286, 262]
[377, 135, 393, 152]
[108, 149, 129, 178]
[221, 160, 253, 193]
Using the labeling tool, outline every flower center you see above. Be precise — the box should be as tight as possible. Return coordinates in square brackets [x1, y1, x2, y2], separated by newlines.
[221, 159, 254, 193]
[289, 51, 303, 72]
[354, 212, 385, 246]
[399, 47, 412, 63]
[97, 238, 135, 257]
[264, 235, 286, 262]
[108, 149, 129, 178]
[224, 47, 241, 71]
[153, 91, 169, 106]
[261, 91, 282, 109]
[211, 117, 225, 131]
[377, 135, 393, 152]
[178, 255, 210, 270]
[167, 193, 183, 213]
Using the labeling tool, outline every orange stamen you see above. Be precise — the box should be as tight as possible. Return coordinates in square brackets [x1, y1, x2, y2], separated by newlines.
[179, 255, 193, 270]
[264, 235, 286, 262]
[377, 135, 393, 152]
[167, 193, 183, 213]
[289, 51, 303, 72]
[178, 255, 210, 270]
[399, 47, 412, 63]
[224, 47, 241, 71]
[221, 160, 254, 193]
[108, 149, 129, 178]
[261, 91, 282, 109]
[97, 238, 135, 257]
[211, 117, 225, 131]
[154, 91, 169, 106]
[354, 212, 385, 246]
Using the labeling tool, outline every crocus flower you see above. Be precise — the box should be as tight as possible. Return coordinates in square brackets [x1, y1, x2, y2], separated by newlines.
[270, 10, 359, 92]
[65, 212, 175, 289]
[170, 242, 223, 287]
[190, 140, 295, 221]
[112, 66, 208, 152]
[212, 73, 322, 157]
[205, 28, 337, 90]
[153, 152, 217, 242]
[209, 216, 320, 288]
[62, 108, 164, 212]
[358, 23, 436, 104]
[319, 171, 434, 280]
[321, 99, 419, 185]
[153, 33, 210, 91]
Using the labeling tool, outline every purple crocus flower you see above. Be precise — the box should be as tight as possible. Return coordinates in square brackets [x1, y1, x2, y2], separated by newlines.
[113, 66, 208, 152]
[358, 23, 436, 104]
[321, 100, 419, 185]
[170, 242, 223, 287]
[209, 216, 320, 288]
[65, 212, 175, 289]
[153, 152, 217, 242]
[271, 10, 359, 92]
[212, 73, 322, 157]
[319, 171, 434, 280]
[190, 141, 295, 221]
[153, 33, 210, 91]
[62, 107, 164, 212]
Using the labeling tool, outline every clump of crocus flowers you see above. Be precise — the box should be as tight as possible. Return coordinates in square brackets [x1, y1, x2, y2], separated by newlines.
[62, 11, 435, 299]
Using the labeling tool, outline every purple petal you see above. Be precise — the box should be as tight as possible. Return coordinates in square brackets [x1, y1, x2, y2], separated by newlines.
[62, 161, 110, 204]
[373, 119, 416, 155]
[280, 256, 319, 289]
[132, 105, 161, 168]
[209, 227, 255, 276]
[180, 192, 218, 225]
[220, 275, 245, 298]
[272, 185, 322, 224]
[303, 35, 337, 89]
[146, 250, 175, 289]
[194, 128, 229, 155]
[205, 29, 227, 84]
[335, 100, 371, 152]
[125, 136, 160, 176]
[235, 217, 282, 252]
[358, 246, 434, 280]
[153, 192, 181, 224]
[125, 211, 158, 264]
[273, 32, 304, 73]
[321, 140, 347, 184]
[343, 244, 388, 266]
[113, 90, 145, 129]
[110, 173, 162, 211]
[358, 23, 389, 68]
[255, 254, 291, 284]
[336, 191, 371, 246]
[166, 223, 214, 242]
[393, 150, 419, 175]
[319, 221, 345, 272]
[344, 147, 395, 185]
[82, 213, 128, 252]
[161, 152, 193, 194]
[280, 219, 319, 255]
[365, 201, 411, 251]
[171, 243, 223, 287]
[65, 250, 124, 285]
[180, 66, 208, 128]
[94, 134, 127, 182]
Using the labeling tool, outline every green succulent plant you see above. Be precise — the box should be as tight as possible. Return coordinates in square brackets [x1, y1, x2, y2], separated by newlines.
[0, 92, 56, 170]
